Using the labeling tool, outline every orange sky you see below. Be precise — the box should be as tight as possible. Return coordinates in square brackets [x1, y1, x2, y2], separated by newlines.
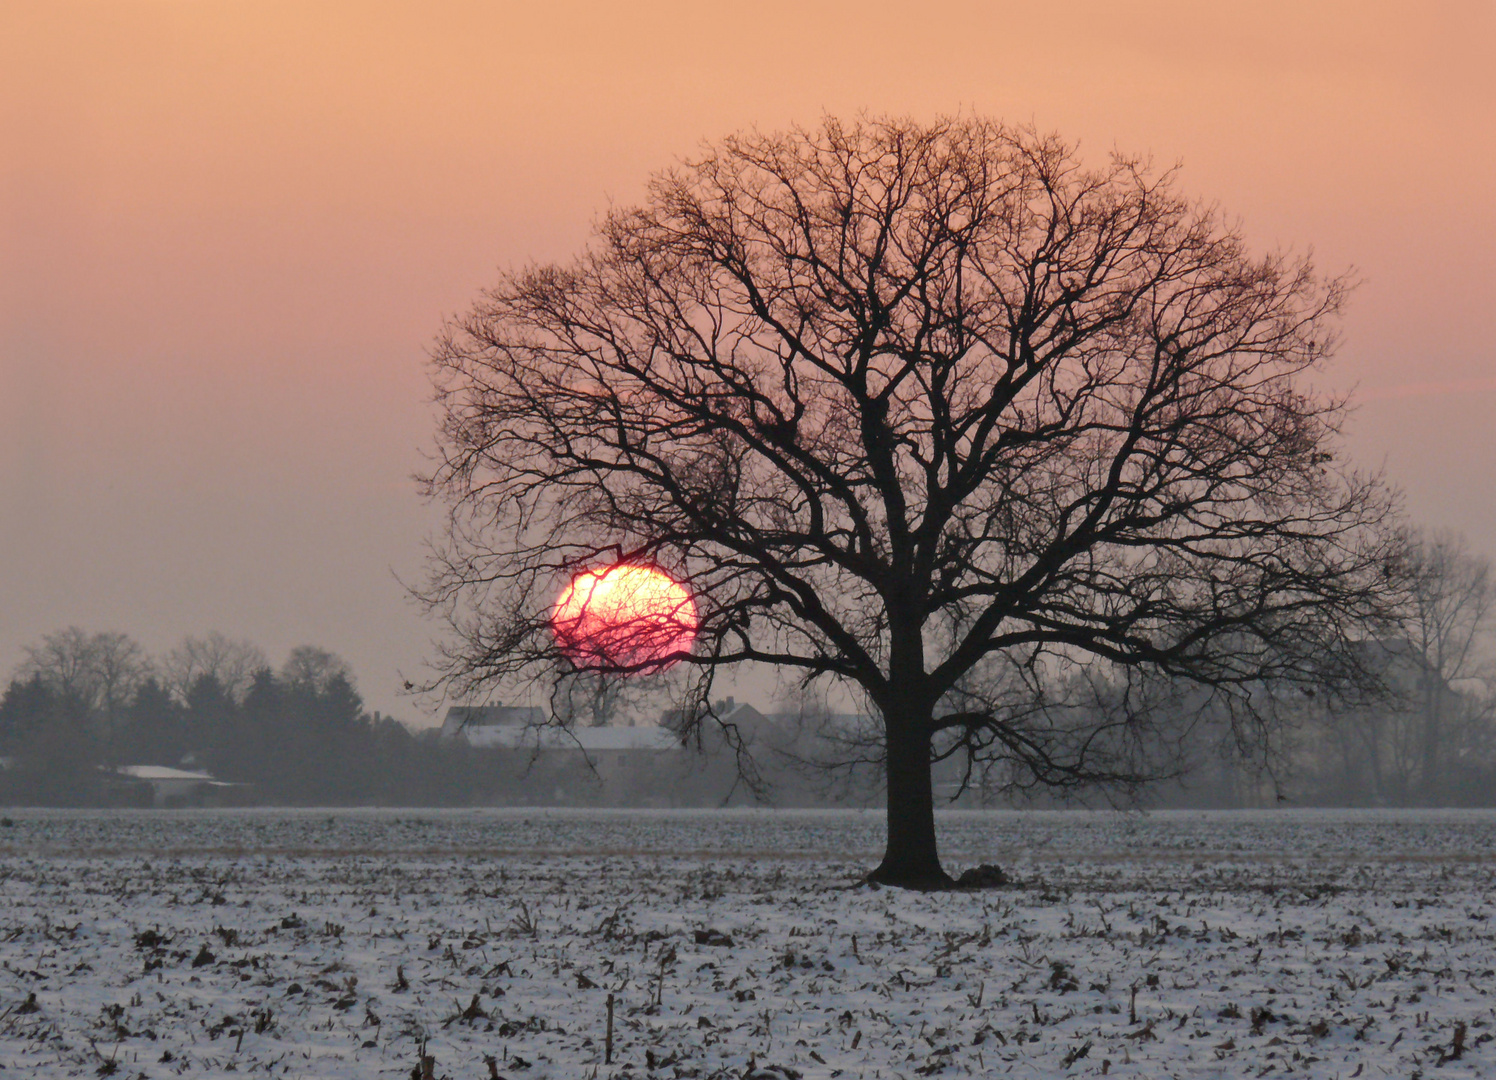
[3, 1, 1493, 720]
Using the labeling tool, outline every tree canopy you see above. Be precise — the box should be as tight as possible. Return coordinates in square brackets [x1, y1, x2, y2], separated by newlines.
[422, 116, 1402, 887]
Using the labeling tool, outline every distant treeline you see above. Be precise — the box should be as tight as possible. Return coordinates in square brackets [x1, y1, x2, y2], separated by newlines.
[4, 624, 1496, 808]
[0, 629, 541, 806]
[0, 628, 789, 808]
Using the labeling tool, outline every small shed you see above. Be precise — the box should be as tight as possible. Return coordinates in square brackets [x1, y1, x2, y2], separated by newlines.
[110, 765, 251, 808]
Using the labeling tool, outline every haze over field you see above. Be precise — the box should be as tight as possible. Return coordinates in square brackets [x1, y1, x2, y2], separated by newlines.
[3, 2, 1493, 720]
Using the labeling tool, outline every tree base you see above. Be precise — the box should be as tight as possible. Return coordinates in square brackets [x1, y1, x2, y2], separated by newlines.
[865, 859, 956, 891]
[861, 861, 1009, 892]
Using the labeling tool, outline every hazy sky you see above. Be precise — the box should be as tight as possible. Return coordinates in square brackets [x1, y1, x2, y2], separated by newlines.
[3, 1, 1493, 723]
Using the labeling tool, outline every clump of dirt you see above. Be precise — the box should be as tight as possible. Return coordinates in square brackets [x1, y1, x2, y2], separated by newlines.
[955, 864, 1007, 889]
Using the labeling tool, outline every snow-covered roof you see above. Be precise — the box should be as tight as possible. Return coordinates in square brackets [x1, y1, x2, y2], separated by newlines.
[440, 705, 546, 740]
[463, 724, 682, 752]
[114, 765, 216, 782]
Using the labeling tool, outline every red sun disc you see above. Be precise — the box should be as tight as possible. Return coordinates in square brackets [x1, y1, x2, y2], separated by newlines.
[551, 564, 698, 669]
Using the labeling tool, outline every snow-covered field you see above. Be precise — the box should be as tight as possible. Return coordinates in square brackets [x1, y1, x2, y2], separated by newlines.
[1, 808, 1494, 1078]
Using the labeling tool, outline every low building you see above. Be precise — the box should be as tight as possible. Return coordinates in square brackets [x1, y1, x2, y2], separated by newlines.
[108, 765, 252, 808]
[440, 704, 680, 755]
[440, 704, 685, 805]
[439, 705, 547, 748]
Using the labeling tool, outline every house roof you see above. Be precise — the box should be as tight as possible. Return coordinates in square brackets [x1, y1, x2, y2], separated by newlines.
[465, 723, 682, 752]
[115, 765, 216, 782]
[440, 705, 546, 740]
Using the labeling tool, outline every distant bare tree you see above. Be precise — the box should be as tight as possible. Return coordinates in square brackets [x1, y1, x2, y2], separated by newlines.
[18, 627, 99, 706]
[1403, 531, 1495, 797]
[162, 632, 268, 704]
[1303, 533, 1494, 804]
[19, 627, 152, 723]
[280, 646, 355, 694]
[550, 669, 663, 728]
[422, 115, 1401, 887]
[1312, 640, 1425, 804]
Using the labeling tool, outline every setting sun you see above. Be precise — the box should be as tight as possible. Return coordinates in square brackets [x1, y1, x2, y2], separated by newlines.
[551, 564, 697, 670]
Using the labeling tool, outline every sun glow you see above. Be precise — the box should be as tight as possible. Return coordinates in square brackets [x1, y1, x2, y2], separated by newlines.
[551, 564, 698, 670]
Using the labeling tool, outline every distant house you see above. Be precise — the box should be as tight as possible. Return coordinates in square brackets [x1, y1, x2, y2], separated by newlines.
[439, 705, 547, 748]
[712, 697, 773, 734]
[107, 765, 253, 808]
[440, 704, 679, 754]
[439, 704, 686, 804]
[651, 698, 884, 807]
[668, 696, 779, 750]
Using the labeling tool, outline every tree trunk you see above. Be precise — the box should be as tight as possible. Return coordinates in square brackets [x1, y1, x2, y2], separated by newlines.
[1421, 676, 1442, 804]
[867, 717, 952, 889]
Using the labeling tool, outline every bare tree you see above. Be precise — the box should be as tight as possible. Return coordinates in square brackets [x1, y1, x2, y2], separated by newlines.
[18, 627, 101, 707]
[421, 116, 1401, 887]
[18, 627, 153, 723]
[1402, 531, 1495, 798]
[161, 632, 268, 704]
[281, 646, 355, 694]
[550, 669, 664, 728]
